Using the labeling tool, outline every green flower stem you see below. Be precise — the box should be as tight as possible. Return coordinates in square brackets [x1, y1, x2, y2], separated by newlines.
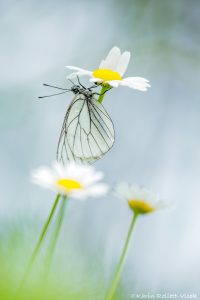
[44, 196, 68, 277]
[97, 85, 111, 103]
[106, 213, 138, 300]
[19, 193, 61, 289]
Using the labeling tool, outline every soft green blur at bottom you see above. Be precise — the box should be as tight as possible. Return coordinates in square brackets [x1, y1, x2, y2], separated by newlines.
[0, 220, 127, 300]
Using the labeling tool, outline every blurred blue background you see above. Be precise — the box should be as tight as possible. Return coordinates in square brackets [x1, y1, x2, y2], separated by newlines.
[0, 0, 200, 297]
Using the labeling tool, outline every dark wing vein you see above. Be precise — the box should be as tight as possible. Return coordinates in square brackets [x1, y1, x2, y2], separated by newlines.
[57, 94, 115, 164]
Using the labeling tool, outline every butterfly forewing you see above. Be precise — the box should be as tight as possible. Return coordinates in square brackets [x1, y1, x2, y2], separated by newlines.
[57, 93, 115, 164]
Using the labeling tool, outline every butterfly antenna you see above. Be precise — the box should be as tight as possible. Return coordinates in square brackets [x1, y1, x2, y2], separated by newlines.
[38, 90, 70, 99]
[43, 83, 70, 91]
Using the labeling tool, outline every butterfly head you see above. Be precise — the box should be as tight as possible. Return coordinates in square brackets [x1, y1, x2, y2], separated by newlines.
[71, 85, 81, 94]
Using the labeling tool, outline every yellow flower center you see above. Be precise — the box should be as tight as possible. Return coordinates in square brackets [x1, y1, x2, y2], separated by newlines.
[92, 69, 122, 81]
[128, 199, 155, 214]
[57, 178, 82, 191]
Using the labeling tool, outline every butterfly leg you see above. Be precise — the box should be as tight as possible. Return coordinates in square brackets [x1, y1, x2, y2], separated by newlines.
[77, 75, 86, 89]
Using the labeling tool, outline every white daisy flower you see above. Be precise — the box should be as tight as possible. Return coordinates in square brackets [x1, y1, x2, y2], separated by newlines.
[115, 182, 165, 215]
[66, 46, 150, 91]
[31, 162, 108, 199]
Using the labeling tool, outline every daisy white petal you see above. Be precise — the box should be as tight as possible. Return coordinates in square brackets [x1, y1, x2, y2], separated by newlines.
[101, 46, 121, 70]
[67, 72, 84, 79]
[89, 77, 103, 83]
[106, 80, 121, 88]
[123, 77, 150, 84]
[66, 66, 85, 71]
[99, 59, 106, 69]
[31, 167, 55, 189]
[81, 171, 104, 185]
[67, 71, 93, 80]
[115, 182, 132, 199]
[120, 77, 151, 91]
[66, 66, 92, 79]
[31, 162, 108, 200]
[79, 70, 93, 76]
[116, 51, 131, 76]
[52, 161, 65, 177]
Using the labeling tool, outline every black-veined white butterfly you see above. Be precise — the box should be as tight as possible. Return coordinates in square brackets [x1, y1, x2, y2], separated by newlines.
[39, 79, 115, 164]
